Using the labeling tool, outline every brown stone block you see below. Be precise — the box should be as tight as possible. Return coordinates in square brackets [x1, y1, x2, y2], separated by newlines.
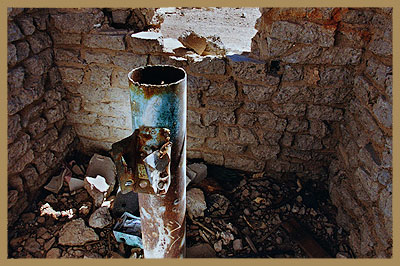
[83, 33, 125, 50]
[32, 128, 58, 153]
[187, 54, 226, 75]
[110, 52, 147, 71]
[8, 149, 34, 175]
[8, 114, 21, 144]
[224, 156, 263, 172]
[8, 21, 23, 42]
[126, 31, 163, 54]
[50, 11, 104, 33]
[26, 31, 52, 54]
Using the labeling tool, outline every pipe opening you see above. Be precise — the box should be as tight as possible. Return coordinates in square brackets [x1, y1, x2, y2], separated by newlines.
[129, 65, 186, 86]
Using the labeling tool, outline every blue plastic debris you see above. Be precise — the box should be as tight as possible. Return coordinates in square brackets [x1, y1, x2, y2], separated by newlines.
[113, 212, 143, 248]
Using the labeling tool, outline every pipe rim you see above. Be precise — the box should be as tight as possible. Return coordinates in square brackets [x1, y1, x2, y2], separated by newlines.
[128, 65, 187, 88]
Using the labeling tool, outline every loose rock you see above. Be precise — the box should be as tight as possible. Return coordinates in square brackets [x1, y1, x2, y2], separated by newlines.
[46, 248, 61, 258]
[58, 218, 99, 246]
[88, 207, 113, 228]
[187, 188, 207, 218]
[186, 243, 216, 258]
[233, 239, 243, 251]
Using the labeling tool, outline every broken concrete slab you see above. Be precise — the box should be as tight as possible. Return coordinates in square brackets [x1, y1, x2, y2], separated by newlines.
[84, 175, 109, 207]
[126, 31, 164, 54]
[58, 218, 99, 246]
[89, 206, 113, 229]
[187, 188, 207, 218]
[86, 154, 116, 197]
[187, 163, 207, 184]
[178, 30, 207, 55]
[68, 177, 84, 191]
[44, 172, 63, 193]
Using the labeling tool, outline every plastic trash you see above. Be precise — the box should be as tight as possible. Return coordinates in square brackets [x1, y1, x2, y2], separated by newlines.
[113, 212, 143, 248]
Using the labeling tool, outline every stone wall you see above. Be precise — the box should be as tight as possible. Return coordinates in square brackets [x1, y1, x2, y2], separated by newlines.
[8, 7, 392, 257]
[7, 8, 76, 225]
[56, 9, 346, 180]
[48, 8, 161, 152]
[251, 7, 392, 257]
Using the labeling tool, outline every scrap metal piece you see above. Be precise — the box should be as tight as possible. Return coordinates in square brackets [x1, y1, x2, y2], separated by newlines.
[111, 126, 172, 196]
[113, 212, 143, 248]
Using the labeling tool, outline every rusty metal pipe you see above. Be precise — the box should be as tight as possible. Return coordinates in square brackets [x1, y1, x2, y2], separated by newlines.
[113, 65, 187, 258]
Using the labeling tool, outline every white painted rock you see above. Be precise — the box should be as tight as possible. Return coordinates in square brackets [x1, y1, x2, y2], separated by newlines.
[86, 154, 116, 196]
[84, 175, 109, 207]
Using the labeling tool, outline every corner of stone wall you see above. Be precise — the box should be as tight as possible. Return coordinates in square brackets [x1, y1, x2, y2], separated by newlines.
[8, 8, 78, 225]
[248, 7, 392, 257]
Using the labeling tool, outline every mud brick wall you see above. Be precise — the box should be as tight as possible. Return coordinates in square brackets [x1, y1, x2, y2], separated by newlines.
[7, 8, 77, 225]
[251, 7, 392, 257]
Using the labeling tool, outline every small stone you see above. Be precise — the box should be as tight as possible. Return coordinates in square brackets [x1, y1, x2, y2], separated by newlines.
[336, 252, 349, 258]
[243, 208, 251, 216]
[242, 189, 250, 197]
[21, 212, 36, 223]
[310, 208, 317, 216]
[221, 231, 234, 245]
[187, 188, 207, 218]
[44, 194, 58, 204]
[24, 238, 41, 254]
[299, 207, 306, 215]
[326, 227, 333, 235]
[46, 248, 61, 258]
[88, 207, 113, 228]
[214, 240, 223, 252]
[291, 205, 299, 213]
[296, 195, 303, 202]
[233, 239, 243, 251]
[79, 202, 92, 216]
[276, 236, 283, 245]
[186, 243, 216, 258]
[44, 237, 56, 251]
[187, 163, 207, 184]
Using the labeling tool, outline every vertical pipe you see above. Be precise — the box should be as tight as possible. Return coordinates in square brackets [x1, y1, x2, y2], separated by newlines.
[128, 65, 186, 258]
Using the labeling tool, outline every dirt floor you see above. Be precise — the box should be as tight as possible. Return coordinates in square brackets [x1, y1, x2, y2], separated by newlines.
[156, 7, 261, 53]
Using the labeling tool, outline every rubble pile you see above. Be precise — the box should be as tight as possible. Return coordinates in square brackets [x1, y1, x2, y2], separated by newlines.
[8, 152, 142, 259]
[186, 163, 354, 258]
[9, 156, 353, 258]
